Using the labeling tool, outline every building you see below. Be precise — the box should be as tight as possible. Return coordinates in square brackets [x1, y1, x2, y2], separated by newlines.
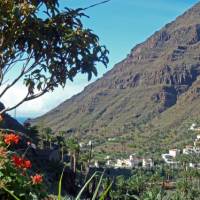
[162, 154, 178, 167]
[105, 155, 110, 160]
[106, 160, 112, 166]
[142, 158, 154, 169]
[130, 156, 142, 168]
[197, 135, 200, 140]
[94, 161, 99, 168]
[108, 137, 116, 142]
[169, 149, 180, 158]
[79, 142, 84, 148]
[189, 162, 200, 169]
[114, 155, 142, 169]
[183, 145, 194, 155]
[189, 123, 196, 130]
[189, 123, 200, 131]
[115, 159, 131, 168]
[194, 135, 200, 149]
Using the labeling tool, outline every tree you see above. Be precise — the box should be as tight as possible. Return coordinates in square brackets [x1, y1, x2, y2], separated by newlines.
[0, 0, 109, 113]
[42, 127, 53, 148]
[66, 137, 80, 174]
[57, 131, 67, 161]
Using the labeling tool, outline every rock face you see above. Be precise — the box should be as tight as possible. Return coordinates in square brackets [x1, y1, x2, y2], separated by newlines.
[33, 2, 200, 140]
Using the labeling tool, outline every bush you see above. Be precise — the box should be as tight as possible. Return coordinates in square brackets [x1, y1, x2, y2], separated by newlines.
[0, 131, 48, 200]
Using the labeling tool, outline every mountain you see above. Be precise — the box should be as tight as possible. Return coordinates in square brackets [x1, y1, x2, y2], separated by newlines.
[32, 2, 200, 154]
[0, 103, 26, 133]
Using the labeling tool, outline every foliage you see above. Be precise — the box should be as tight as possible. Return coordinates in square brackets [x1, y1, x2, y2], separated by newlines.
[0, 131, 47, 200]
[0, 0, 109, 112]
[108, 166, 200, 200]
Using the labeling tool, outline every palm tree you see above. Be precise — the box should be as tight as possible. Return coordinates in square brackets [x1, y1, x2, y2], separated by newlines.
[57, 131, 66, 162]
[66, 137, 80, 175]
[177, 154, 190, 172]
[142, 188, 164, 200]
[127, 173, 147, 196]
[176, 178, 191, 198]
[42, 127, 53, 149]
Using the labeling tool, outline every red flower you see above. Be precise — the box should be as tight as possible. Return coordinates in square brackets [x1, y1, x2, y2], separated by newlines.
[22, 159, 32, 169]
[12, 155, 32, 170]
[12, 155, 23, 168]
[31, 174, 43, 184]
[4, 133, 20, 145]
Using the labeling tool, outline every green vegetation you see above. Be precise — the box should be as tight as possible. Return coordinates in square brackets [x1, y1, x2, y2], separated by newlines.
[1, 0, 200, 199]
[0, 0, 109, 114]
[1, 120, 200, 199]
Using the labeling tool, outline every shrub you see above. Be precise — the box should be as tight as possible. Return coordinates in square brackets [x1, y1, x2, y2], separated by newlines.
[0, 131, 47, 200]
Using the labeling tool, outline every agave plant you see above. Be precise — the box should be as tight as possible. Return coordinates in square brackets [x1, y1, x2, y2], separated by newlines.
[58, 168, 112, 200]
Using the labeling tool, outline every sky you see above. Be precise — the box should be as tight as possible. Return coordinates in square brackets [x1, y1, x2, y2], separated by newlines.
[2, 0, 199, 118]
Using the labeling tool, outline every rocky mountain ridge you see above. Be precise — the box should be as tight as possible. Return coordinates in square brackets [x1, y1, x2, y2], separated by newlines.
[32, 2, 200, 152]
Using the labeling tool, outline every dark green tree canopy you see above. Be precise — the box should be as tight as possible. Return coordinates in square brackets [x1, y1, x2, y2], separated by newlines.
[0, 0, 109, 112]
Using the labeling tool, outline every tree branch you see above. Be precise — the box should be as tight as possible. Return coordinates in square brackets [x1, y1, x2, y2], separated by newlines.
[0, 84, 50, 114]
[0, 92, 29, 114]
[26, 89, 48, 101]
[83, 0, 111, 10]
[0, 71, 24, 98]
[0, 53, 34, 98]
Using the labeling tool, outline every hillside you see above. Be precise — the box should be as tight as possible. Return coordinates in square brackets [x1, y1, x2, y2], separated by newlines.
[33, 2, 200, 154]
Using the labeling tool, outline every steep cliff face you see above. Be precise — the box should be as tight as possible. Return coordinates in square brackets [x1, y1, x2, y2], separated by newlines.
[33, 2, 200, 142]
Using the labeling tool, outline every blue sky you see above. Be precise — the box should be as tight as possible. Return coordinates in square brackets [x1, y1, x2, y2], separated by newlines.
[3, 0, 199, 118]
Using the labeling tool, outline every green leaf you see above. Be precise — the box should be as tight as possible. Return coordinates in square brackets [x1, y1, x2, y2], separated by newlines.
[0, 171, 4, 177]
[58, 165, 66, 200]
[2, 187, 21, 200]
[99, 181, 113, 200]
[75, 172, 98, 200]
[88, 71, 92, 81]
[91, 66, 98, 76]
[92, 170, 105, 200]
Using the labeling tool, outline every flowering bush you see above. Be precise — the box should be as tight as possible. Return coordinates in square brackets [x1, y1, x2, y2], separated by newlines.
[0, 131, 47, 200]
[4, 133, 20, 145]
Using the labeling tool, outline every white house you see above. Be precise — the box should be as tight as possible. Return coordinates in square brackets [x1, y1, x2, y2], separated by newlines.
[189, 123, 196, 130]
[114, 155, 142, 168]
[105, 155, 110, 160]
[106, 160, 112, 166]
[142, 158, 154, 168]
[183, 145, 194, 155]
[194, 135, 200, 149]
[130, 157, 142, 168]
[169, 149, 180, 158]
[189, 163, 200, 169]
[189, 123, 200, 131]
[115, 159, 133, 168]
[94, 161, 99, 168]
[108, 137, 116, 142]
[79, 142, 84, 148]
[162, 154, 178, 166]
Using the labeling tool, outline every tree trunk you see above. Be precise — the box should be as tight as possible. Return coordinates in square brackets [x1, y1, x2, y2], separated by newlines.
[73, 153, 76, 175]
[49, 139, 52, 149]
[70, 154, 73, 170]
[61, 146, 64, 162]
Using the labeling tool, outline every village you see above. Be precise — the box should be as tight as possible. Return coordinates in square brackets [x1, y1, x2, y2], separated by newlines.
[100, 123, 200, 170]
[20, 122, 200, 171]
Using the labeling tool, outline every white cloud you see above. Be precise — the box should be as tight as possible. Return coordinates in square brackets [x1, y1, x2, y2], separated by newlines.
[0, 82, 88, 118]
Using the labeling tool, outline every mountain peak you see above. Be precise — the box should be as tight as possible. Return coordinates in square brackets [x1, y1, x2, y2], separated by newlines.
[32, 2, 200, 153]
